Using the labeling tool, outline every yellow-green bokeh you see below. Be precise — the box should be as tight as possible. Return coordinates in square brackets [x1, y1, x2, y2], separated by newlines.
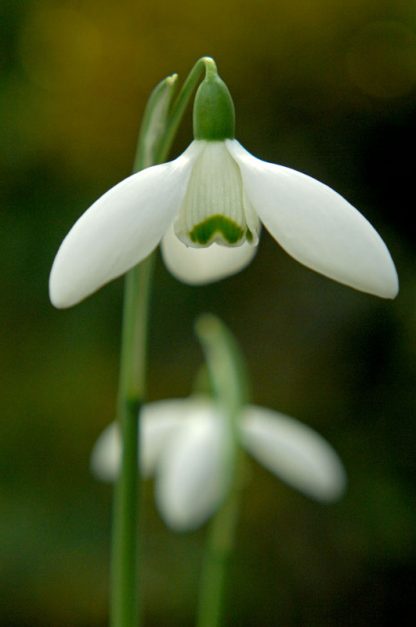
[1, 1, 415, 626]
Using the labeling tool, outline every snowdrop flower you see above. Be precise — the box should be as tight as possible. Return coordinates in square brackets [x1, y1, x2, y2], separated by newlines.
[91, 397, 346, 531]
[50, 60, 398, 308]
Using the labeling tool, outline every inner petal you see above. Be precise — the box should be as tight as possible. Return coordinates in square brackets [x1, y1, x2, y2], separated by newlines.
[174, 141, 256, 248]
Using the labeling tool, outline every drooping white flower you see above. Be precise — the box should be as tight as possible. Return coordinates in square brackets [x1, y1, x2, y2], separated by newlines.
[50, 64, 398, 308]
[91, 397, 346, 531]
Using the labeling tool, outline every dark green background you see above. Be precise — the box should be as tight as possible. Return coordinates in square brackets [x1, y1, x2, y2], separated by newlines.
[1, 1, 415, 625]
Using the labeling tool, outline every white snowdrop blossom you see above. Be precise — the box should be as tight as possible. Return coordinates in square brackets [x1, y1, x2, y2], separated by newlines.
[49, 64, 398, 308]
[91, 397, 346, 531]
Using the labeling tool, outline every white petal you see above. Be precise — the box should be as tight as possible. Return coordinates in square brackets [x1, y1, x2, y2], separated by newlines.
[90, 399, 196, 481]
[161, 225, 257, 285]
[90, 422, 120, 482]
[228, 140, 398, 299]
[140, 398, 197, 476]
[156, 408, 231, 531]
[49, 143, 201, 308]
[241, 406, 346, 502]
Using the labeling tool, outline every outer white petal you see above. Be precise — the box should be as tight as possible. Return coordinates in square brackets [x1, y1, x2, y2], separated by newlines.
[90, 398, 197, 481]
[241, 406, 346, 502]
[161, 225, 257, 285]
[49, 143, 202, 308]
[227, 140, 398, 298]
[156, 407, 231, 531]
[140, 399, 198, 476]
[90, 422, 120, 482]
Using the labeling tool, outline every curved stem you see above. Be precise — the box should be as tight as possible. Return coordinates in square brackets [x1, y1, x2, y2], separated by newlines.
[196, 455, 245, 627]
[109, 58, 211, 627]
[157, 56, 216, 162]
[195, 316, 250, 627]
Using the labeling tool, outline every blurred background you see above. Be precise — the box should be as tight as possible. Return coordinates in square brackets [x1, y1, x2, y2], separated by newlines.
[1, 0, 415, 625]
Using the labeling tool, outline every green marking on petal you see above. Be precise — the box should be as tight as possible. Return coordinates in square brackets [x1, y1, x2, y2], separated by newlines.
[190, 215, 245, 245]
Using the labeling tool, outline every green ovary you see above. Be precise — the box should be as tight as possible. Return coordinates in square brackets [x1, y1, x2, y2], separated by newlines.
[189, 215, 245, 245]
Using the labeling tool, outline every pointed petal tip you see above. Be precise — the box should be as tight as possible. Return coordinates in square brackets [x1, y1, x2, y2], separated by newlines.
[311, 462, 347, 503]
[352, 243, 399, 300]
[49, 278, 77, 309]
[354, 256, 399, 300]
[157, 506, 206, 533]
[381, 266, 399, 300]
[49, 258, 90, 308]
[90, 422, 120, 482]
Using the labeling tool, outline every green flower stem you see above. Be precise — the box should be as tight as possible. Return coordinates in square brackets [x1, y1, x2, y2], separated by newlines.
[110, 60, 213, 627]
[196, 454, 246, 627]
[195, 315, 250, 627]
[110, 255, 154, 627]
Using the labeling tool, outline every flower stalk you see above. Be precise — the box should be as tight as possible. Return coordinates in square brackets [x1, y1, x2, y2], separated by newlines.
[195, 315, 249, 627]
[110, 60, 212, 627]
[196, 469, 243, 627]
[110, 255, 154, 627]
[157, 56, 218, 162]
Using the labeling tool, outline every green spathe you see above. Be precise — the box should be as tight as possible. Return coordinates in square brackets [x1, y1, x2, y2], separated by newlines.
[193, 64, 235, 141]
[190, 215, 245, 245]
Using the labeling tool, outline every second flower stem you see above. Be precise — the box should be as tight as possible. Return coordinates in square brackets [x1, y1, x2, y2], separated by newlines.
[195, 315, 250, 627]
[196, 455, 244, 627]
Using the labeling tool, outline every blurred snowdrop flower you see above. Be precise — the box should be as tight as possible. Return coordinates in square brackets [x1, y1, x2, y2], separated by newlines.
[91, 397, 346, 531]
[50, 60, 398, 308]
